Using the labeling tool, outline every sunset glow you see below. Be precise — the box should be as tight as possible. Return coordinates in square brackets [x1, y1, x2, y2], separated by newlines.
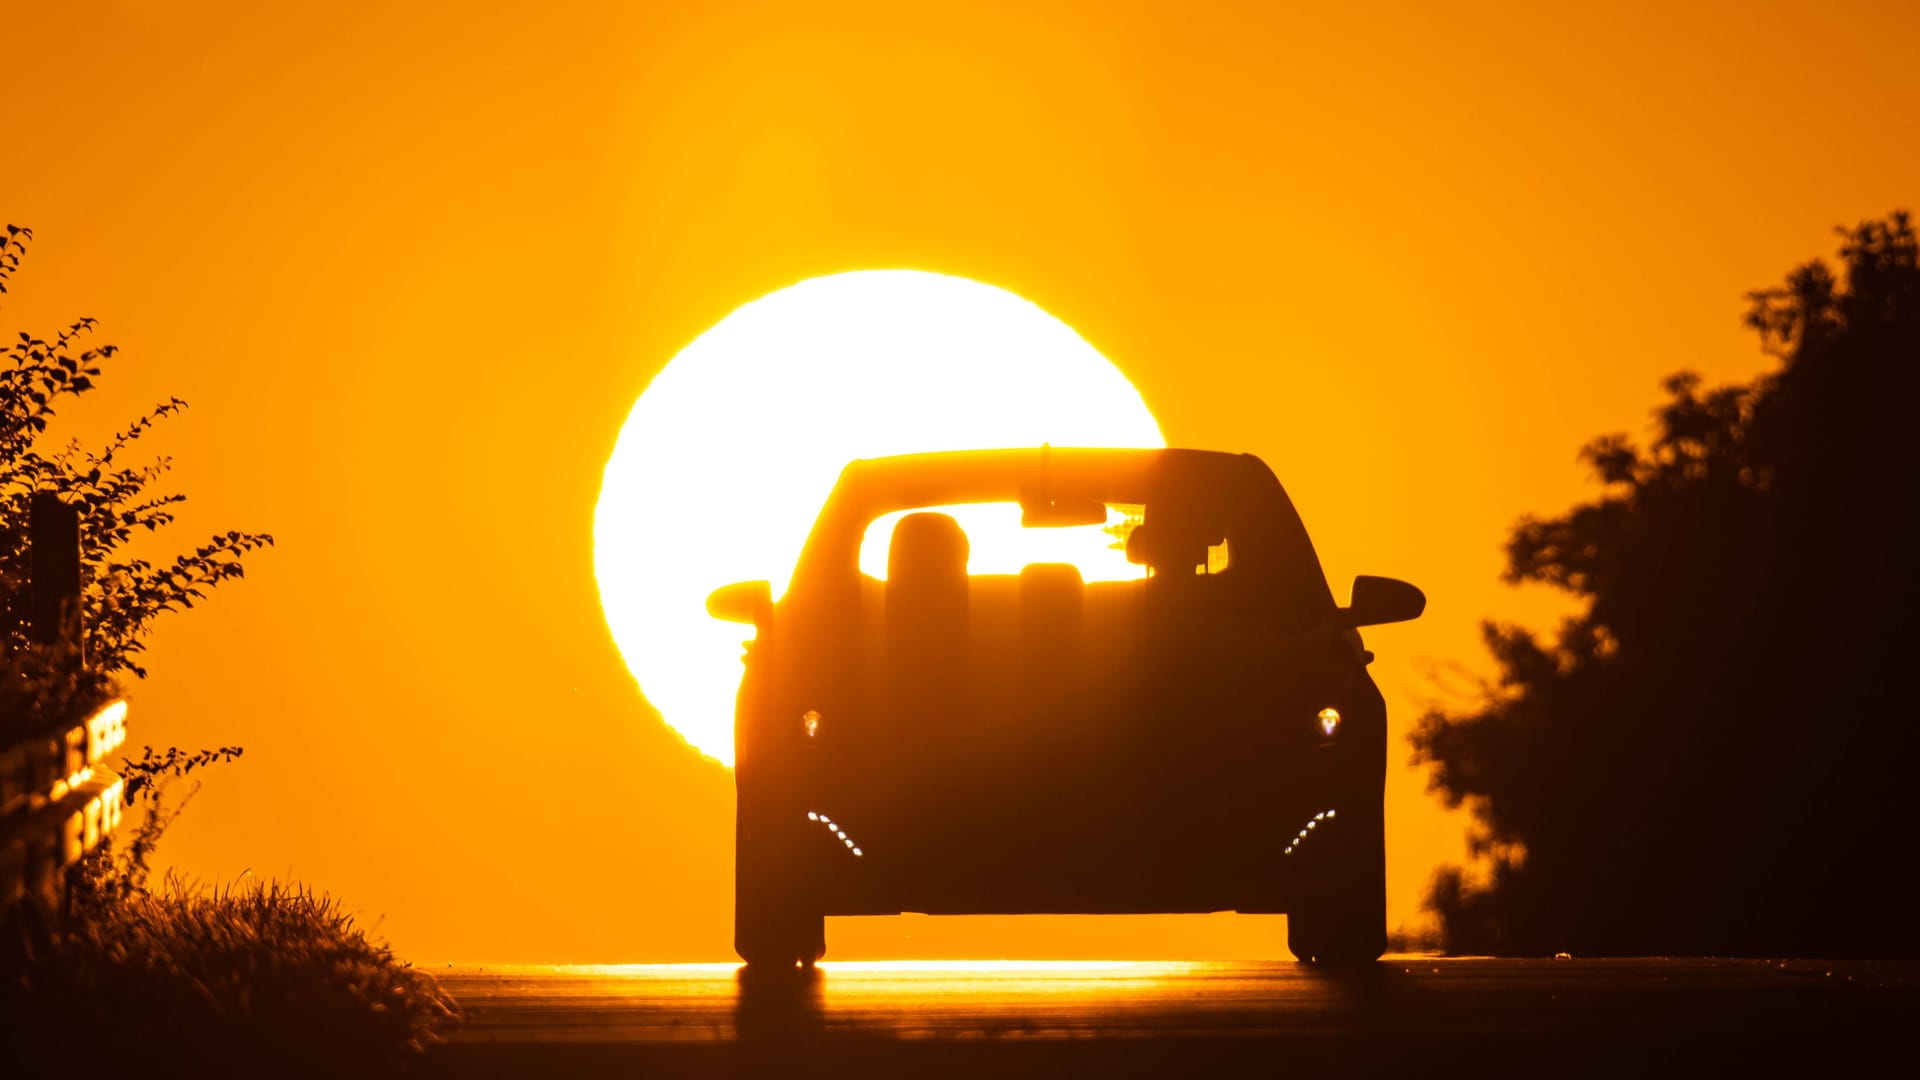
[9, 0, 1912, 966]
[595, 270, 1162, 764]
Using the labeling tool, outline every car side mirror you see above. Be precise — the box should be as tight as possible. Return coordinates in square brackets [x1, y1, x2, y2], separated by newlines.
[707, 580, 773, 626]
[1339, 575, 1425, 627]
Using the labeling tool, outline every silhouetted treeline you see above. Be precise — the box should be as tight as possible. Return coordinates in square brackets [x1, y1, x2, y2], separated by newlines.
[1411, 212, 1920, 957]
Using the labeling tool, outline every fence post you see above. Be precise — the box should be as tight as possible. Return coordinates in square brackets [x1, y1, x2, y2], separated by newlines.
[28, 492, 82, 662]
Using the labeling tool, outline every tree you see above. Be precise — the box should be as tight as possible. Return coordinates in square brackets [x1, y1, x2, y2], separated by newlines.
[0, 223, 273, 737]
[1411, 212, 1920, 957]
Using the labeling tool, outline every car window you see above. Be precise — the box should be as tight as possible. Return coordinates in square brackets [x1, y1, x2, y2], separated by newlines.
[858, 501, 1148, 582]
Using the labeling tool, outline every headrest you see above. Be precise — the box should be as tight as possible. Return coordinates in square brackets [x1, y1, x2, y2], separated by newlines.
[1020, 562, 1085, 589]
[1125, 523, 1223, 573]
[888, 512, 970, 585]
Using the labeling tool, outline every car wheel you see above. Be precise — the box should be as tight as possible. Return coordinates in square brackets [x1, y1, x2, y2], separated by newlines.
[736, 905, 825, 967]
[1286, 804, 1386, 964]
[735, 815, 827, 967]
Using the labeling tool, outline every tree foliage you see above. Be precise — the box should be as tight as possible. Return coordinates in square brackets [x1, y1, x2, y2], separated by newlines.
[0, 223, 273, 734]
[1411, 213, 1920, 956]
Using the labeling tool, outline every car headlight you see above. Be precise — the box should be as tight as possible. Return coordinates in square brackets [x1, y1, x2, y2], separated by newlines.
[1317, 706, 1342, 738]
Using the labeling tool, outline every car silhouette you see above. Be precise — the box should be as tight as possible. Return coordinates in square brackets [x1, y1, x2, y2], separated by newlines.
[707, 447, 1424, 966]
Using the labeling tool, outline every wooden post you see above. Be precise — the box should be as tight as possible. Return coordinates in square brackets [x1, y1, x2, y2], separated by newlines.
[1, 500, 114, 938]
[28, 492, 82, 661]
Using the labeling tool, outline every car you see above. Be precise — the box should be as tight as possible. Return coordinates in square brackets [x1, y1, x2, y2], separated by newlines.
[707, 447, 1424, 967]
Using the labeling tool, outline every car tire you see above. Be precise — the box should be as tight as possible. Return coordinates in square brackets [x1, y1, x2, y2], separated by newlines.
[1286, 804, 1387, 964]
[736, 905, 825, 968]
[735, 815, 827, 968]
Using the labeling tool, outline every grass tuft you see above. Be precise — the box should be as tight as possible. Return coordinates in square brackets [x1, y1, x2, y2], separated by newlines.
[5, 785, 457, 1075]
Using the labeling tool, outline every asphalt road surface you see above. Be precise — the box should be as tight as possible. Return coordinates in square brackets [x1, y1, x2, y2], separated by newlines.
[425, 957, 1920, 1077]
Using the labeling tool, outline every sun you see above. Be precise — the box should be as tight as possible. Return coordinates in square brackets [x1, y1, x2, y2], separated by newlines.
[595, 270, 1163, 764]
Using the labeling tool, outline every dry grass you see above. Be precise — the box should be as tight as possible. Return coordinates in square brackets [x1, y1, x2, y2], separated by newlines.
[5, 794, 457, 1075]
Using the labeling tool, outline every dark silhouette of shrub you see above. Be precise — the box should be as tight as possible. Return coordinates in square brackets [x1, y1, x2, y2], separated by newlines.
[1, 223, 273, 738]
[13, 781, 457, 1076]
[2, 225, 452, 1073]
[1411, 212, 1919, 957]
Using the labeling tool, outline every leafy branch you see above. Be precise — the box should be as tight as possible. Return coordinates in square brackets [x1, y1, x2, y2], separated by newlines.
[1, 223, 274, 726]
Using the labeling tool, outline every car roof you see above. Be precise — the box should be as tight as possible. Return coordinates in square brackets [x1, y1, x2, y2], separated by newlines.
[833, 446, 1264, 509]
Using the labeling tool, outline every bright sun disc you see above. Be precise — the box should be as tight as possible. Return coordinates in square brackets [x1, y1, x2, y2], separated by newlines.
[595, 270, 1163, 764]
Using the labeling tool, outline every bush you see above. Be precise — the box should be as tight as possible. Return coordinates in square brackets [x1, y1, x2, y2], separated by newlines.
[1, 221, 273, 739]
[4, 785, 458, 1075]
[0, 224, 445, 1071]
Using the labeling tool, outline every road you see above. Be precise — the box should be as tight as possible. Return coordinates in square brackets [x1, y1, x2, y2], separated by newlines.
[425, 957, 1920, 1076]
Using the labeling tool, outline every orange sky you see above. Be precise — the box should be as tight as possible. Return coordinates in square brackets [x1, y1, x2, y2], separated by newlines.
[4, 0, 1915, 962]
